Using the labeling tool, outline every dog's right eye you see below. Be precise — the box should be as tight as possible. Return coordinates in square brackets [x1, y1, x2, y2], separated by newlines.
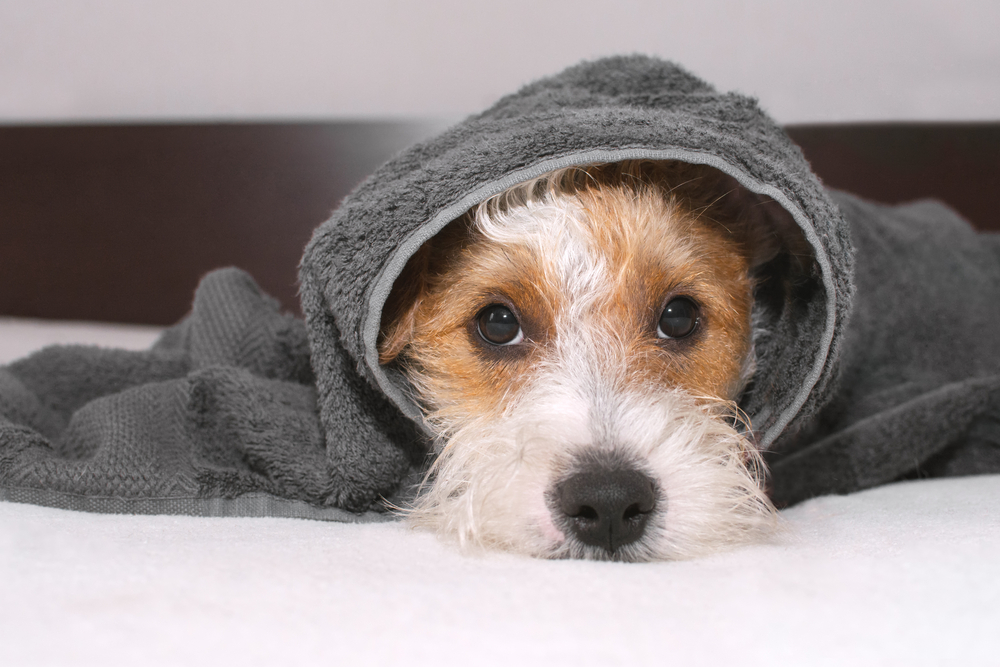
[476, 304, 524, 346]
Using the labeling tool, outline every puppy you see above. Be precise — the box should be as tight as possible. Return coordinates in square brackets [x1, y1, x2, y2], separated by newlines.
[378, 160, 798, 561]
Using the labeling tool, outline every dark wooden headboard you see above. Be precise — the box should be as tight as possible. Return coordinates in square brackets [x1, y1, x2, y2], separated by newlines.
[2, 122, 997, 325]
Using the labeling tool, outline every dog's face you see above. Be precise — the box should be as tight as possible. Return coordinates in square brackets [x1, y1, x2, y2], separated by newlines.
[380, 162, 779, 561]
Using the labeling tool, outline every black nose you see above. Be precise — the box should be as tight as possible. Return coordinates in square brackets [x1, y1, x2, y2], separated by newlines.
[554, 464, 657, 553]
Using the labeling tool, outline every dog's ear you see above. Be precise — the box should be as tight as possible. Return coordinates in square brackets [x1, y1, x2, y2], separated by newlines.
[378, 217, 473, 365]
[732, 192, 815, 275]
[378, 242, 432, 365]
[663, 162, 814, 274]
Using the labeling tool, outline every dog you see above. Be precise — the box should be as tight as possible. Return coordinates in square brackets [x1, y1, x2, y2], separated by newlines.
[376, 160, 816, 561]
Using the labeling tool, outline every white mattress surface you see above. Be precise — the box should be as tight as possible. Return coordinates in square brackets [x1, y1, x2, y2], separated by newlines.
[0, 316, 164, 363]
[1, 317, 998, 666]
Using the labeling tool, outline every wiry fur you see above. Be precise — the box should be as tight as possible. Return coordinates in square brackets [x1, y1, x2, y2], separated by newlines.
[380, 161, 780, 561]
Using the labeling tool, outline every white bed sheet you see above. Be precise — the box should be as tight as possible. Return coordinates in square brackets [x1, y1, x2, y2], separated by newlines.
[1, 317, 998, 666]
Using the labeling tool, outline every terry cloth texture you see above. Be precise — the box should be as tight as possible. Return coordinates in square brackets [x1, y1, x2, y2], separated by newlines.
[0, 268, 406, 520]
[766, 193, 1000, 504]
[2, 55, 999, 517]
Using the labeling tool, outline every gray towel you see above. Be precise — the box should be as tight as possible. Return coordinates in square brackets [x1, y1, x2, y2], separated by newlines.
[766, 194, 1000, 504]
[0, 268, 412, 519]
[2, 55, 998, 518]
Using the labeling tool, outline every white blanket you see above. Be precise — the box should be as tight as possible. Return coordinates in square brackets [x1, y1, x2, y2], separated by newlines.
[1, 317, 998, 666]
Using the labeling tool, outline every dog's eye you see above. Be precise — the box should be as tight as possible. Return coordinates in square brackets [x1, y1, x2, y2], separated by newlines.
[477, 304, 524, 346]
[657, 297, 699, 339]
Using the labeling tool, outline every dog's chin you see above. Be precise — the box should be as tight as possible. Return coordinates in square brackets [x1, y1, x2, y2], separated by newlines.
[405, 385, 779, 562]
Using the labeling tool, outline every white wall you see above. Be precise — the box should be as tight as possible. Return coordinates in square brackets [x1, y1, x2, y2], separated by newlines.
[1, 0, 998, 124]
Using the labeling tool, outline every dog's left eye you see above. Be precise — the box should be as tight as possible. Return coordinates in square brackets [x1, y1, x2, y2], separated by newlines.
[657, 297, 699, 339]
[477, 304, 524, 346]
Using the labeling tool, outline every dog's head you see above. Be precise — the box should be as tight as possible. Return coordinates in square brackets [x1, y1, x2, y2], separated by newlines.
[379, 161, 801, 560]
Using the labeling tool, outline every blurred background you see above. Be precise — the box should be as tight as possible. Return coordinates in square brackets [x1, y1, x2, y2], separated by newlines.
[2, 0, 998, 325]
[2, 0, 999, 124]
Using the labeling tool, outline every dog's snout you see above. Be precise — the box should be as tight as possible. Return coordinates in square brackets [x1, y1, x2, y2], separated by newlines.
[555, 465, 657, 553]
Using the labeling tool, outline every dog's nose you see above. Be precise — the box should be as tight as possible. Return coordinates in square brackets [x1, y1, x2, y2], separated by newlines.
[555, 465, 657, 553]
